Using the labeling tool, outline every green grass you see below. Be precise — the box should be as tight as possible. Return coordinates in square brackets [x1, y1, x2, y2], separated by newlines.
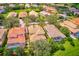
[2, 9, 26, 18]
[2, 13, 8, 18]
[13, 9, 26, 14]
[54, 39, 79, 56]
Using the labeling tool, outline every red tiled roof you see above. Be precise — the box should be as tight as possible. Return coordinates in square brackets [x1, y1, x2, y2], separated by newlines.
[60, 21, 79, 33]
[7, 12, 17, 18]
[71, 18, 79, 25]
[63, 20, 77, 29]
[30, 35, 46, 42]
[29, 24, 46, 42]
[7, 27, 25, 45]
[29, 10, 38, 17]
[43, 6, 57, 13]
[28, 25, 45, 34]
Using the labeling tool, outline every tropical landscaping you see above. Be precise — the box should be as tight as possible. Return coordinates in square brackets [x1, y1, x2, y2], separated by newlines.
[0, 3, 79, 56]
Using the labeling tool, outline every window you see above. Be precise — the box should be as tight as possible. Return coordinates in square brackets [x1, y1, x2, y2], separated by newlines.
[54, 37, 62, 41]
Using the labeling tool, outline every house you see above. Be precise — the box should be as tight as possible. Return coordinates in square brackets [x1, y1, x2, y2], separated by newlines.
[7, 27, 26, 49]
[9, 4, 16, 7]
[19, 4, 25, 6]
[0, 29, 7, 47]
[28, 24, 46, 42]
[7, 12, 17, 18]
[60, 20, 79, 38]
[18, 12, 27, 19]
[40, 11, 51, 16]
[0, 5, 4, 9]
[29, 10, 38, 17]
[62, 20, 77, 29]
[43, 6, 57, 14]
[31, 4, 39, 7]
[69, 8, 79, 15]
[54, 3, 65, 7]
[69, 8, 77, 12]
[25, 4, 31, 8]
[0, 9, 5, 13]
[71, 18, 79, 25]
[44, 24, 66, 41]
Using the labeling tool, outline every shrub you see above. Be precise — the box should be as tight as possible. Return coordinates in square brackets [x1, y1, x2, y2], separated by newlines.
[67, 37, 75, 46]
[60, 27, 70, 37]
[60, 39, 66, 44]
[3, 49, 13, 56]
[26, 8, 32, 13]
[0, 14, 5, 19]
[59, 44, 65, 51]
[29, 40, 52, 56]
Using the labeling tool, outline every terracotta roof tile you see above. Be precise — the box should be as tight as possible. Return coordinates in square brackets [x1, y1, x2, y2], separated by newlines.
[43, 6, 57, 13]
[44, 24, 66, 38]
[63, 21, 77, 29]
[30, 35, 46, 42]
[29, 10, 38, 17]
[60, 21, 79, 33]
[28, 25, 45, 34]
[71, 18, 79, 25]
[28, 24, 46, 42]
[7, 27, 26, 47]
[7, 12, 17, 18]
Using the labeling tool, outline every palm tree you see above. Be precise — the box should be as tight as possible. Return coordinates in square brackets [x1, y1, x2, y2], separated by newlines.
[36, 15, 49, 39]
[4, 17, 19, 29]
[23, 16, 33, 55]
[23, 17, 30, 47]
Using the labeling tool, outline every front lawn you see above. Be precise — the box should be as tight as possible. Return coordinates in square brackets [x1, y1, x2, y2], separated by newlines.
[13, 9, 26, 14]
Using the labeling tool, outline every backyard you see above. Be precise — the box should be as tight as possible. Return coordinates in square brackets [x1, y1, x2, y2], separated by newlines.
[54, 39, 79, 56]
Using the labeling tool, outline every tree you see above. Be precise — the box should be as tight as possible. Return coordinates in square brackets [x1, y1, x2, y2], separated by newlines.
[46, 14, 61, 29]
[4, 6, 12, 12]
[60, 27, 70, 37]
[59, 38, 66, 44]
[36, 15, 49, 39]
[26, 37, 60, 56]
[49, 39, 59, 55]
[12, 4, 20, 10]
[0, 14, 5, 19]
[0, 14, 5, 26]
[72, 3, 79, 9]
[46, 14, 58, 24]
[37, 15, 46, 28]
[59, 44, 65, 50]
[23, 17, 30, 48]
[66, 37, 75, 46]
[29, 16, 37, 22]
[4, 17, 19, 29]
[24, 47, 31, 56]
[29, 40, 52, 56]
[15, 47, 25, 56]
[0, 48, 4, 56]
[3, 49, 13, 56]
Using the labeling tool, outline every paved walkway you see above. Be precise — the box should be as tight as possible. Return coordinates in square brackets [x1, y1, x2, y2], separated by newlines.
[19, 19, 25, 27]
